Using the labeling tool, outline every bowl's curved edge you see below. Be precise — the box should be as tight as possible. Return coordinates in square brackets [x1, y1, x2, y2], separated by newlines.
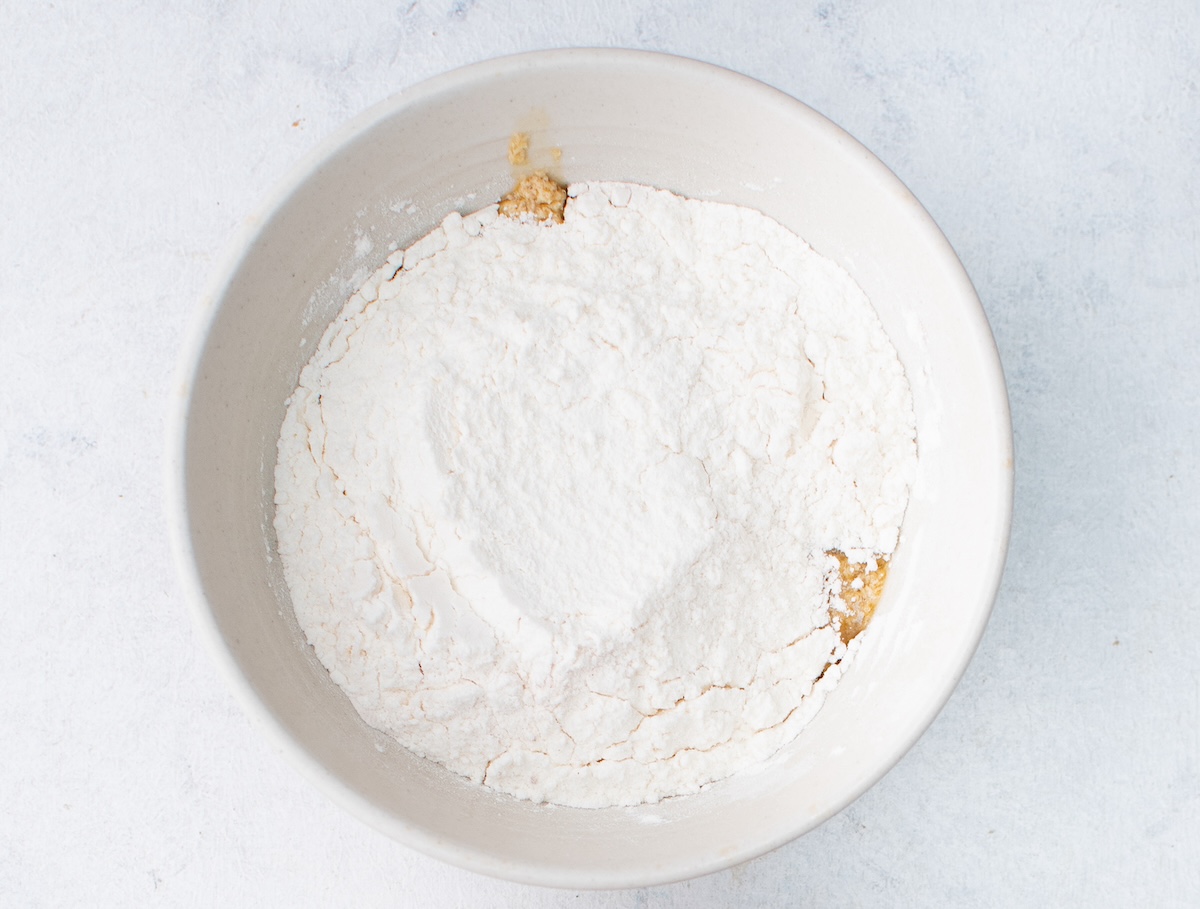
[662, 179, 1016, 886]
[708, 273, 1015, 886]
[166, 46, 1015, 890]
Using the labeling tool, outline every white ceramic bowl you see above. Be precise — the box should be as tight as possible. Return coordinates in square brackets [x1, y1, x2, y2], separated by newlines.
[170, 49, 1012, 888]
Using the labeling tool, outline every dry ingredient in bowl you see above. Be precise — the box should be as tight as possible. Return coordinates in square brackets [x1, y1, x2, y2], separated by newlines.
[274, 180, 917, 809]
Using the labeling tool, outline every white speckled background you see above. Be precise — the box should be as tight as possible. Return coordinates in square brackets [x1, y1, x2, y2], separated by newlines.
[2, 1, 1197, 905]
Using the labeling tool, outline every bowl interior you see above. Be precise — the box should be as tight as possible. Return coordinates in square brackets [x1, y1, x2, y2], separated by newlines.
[176, 50, 1011, 888]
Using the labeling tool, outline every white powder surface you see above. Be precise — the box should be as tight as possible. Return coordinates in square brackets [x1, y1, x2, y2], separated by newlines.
[273, 182, 917, 808]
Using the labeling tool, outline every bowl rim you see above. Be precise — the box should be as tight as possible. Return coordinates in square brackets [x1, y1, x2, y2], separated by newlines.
[167, 46, 1014, 889]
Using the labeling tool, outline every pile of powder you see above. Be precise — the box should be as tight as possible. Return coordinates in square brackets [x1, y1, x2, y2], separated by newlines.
[273, 182, 917, 808]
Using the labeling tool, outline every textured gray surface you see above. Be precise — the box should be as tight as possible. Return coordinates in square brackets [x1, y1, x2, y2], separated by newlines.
[2, 1, 1196, 905]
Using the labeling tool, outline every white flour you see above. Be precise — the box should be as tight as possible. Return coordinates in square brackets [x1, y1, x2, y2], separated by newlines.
[273, 182, 917, 808]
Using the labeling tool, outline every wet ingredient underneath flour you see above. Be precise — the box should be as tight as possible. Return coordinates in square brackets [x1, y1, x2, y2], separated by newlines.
[272, 180, 917, 808]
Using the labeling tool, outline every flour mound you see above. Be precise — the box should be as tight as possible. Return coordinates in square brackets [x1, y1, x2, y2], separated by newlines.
[273, 182, 917, 808]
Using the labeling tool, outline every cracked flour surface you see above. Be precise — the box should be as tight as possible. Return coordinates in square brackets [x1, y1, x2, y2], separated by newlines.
[273, 182, 917, 808]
